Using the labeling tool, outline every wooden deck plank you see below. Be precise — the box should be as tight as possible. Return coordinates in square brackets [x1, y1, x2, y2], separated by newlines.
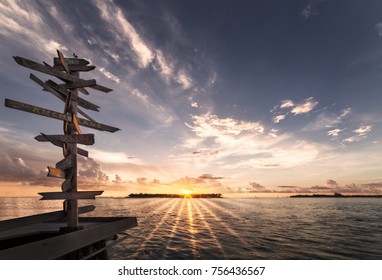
[0, 206, 95, 233]
[0, 217, 138, 259]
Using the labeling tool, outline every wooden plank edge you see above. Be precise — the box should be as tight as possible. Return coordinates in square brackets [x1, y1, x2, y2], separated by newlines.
[0, 217, 138, 259]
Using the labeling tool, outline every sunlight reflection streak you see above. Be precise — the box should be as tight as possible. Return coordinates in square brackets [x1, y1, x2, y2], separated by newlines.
[194, 199, 252, 248]
[130, 199, 181, 258]
[187, 199, 198, 257]
[190, 199, 228, 258]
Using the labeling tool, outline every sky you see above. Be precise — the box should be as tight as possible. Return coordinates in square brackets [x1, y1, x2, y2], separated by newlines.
[1, 0, 382, 197]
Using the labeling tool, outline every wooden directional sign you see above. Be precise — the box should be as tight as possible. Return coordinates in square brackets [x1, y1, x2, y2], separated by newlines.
[14, 56, 112, 93]
[45, 79, 99, 111]
[5, 98, 69, 122]
[53, 64, 96, 72]
[72, 115, 83, 134]
[33, 133, 88, 157]
[35, 133, 94, 145]
[61, 176, 74, 192]
[56, 154, 75, 170]
[47, 166, 66, 179]
[57, 50, 70, 74]
[5, 99, 120, 132]
[54, 57, 90, 66]
[58, 80, 97, 89]
[39, 191, 103, 200]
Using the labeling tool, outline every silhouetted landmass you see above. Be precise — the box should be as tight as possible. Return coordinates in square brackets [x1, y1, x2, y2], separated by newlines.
[127, 193, 223, 198]
[290, 192, 382, 198]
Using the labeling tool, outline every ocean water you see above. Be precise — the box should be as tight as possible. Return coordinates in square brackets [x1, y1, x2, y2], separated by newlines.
[0, 197, 381, 260]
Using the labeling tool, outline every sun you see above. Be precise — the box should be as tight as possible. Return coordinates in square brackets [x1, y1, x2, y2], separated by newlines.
[182, 189, 192, 195]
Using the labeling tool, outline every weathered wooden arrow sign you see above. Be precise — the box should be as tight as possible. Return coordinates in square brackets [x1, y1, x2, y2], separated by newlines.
[13, 56, 112, 93]
[39, 191, 104, 200]
[35, 133, 94, 145]
[58, 80, 97, 89]
[55, 154, 75, 170]
[57, 50, 70, 74]
[53, 57, 90, 66]
[44, 79, 100, 111]
[34, 133, 88, 157]
[5, 99, 120, 132]
[53, 64, 96, 72]
[47, 166, 66, 179]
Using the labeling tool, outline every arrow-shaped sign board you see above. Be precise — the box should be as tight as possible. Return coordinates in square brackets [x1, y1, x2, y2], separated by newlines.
[39, 191, 103, 200]
[14, 56, 112, 93]
[35, 133, 94, 145]
[53, 57, 90, 66]
[47, 166, 66, 179]
[56, 154, 76, 170]
[34, 133, 88, 157]
[5, 99, 120, 132]
[57, 50, 70, 74]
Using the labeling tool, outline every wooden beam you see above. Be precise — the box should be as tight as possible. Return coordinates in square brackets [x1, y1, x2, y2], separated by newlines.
[55, 154, 75, 170]
[0, 217, 137, 259]
[47, 166, 66, 179]
[13, 56, 112, 93]
[59, 80, 97, 89]
[0, 206, 96, 233]
[72, 114, 82, 134]
[57, 50, 70, 74]
[5, 99, 120, 132]
[5, 98, 70, 122]
[34, 133, 88, 157]
[35, 133, 94, 145]
[38, 191, 104, 200]
[53, 64, 96, 72]
[61, 175, 74, 192]
[45, 80, 99, 111]
[54, 57, 90, 66]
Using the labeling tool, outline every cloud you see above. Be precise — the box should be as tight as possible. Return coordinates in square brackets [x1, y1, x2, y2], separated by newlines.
[340, 108, 351, 118]
[95, 0, 154, 68]
[78, 157, 109, 182]
[301, 2, 319, 19]
[291, 97, 318, 115]
[326, 128, 343, 137]
[198, 174, 224, 180]
[343, 125, 373, 143]
[0, 1, 68, 56]
[272, 97, 318, 123]
[280, 100, 295, 108]
[99, 67, 120, 84]
[326, 179, 338, 188]
[272, 115, 286, 123]
[179, 112, 324, 172]
[376, 22, 382, 36]
[248, 181, 266, 191]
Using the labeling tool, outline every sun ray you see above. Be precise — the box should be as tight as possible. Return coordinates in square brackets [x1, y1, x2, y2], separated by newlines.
[129, 199, 181, 258]
[190, 199, 228, 258]
[194, 199, 252, 249]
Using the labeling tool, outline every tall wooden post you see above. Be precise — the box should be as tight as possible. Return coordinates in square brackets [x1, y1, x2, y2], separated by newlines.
[66, 71, 79, 229]
[6, 50, 120, 231]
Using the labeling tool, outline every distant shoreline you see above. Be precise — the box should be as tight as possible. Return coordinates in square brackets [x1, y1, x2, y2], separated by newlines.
[126, 193, 223, 198]
[290, 193, 382, 198]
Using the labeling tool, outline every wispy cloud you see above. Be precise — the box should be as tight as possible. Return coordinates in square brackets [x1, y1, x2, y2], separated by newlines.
[272, 115, 286, 123]
[300, 1, 319, 19]
[0, 1, 68, 56]
[376, 22, 382, 36]
[179, 112, 323, 171]
[326, 128, 343, 138]
[272, 97, 318, 123]
[99, 67, 120, 84]
[291, 97, 318, 115]
[280, 99, 295, 108]
[343, 125, 373, 143]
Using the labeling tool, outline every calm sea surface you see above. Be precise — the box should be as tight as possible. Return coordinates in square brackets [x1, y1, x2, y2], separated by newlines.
[1, 197, 381, 259]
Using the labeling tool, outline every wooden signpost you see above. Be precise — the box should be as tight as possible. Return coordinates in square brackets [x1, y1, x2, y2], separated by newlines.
[4, 50, 120, 231]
